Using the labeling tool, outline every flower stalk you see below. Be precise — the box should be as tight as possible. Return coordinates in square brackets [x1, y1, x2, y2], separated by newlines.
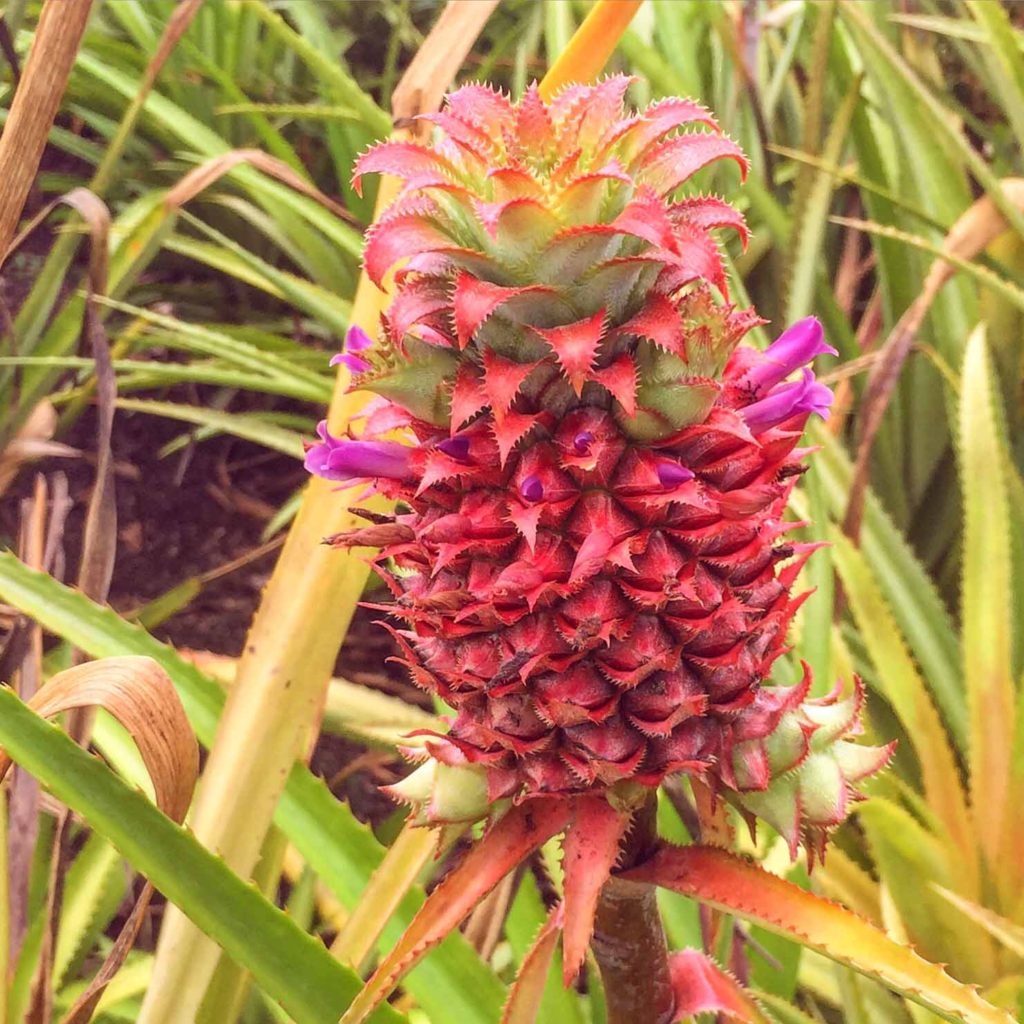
[591, 793, 676, 1024]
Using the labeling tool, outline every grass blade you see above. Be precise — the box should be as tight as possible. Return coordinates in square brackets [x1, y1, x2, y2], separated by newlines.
[114, 398, 305, 458]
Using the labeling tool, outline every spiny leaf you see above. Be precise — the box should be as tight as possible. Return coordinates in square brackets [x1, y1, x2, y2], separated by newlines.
[0, 688, 403, 1024]
[668, 950, 772, 1023]
[958, 326, 1016, 875]
[828, 529, 975, 876]
[500, 905, 564, 1024]
[561, 796, 632, 985]
[532, 310, 607, 396]
[0, 553, 503, 1024]
[931, 885, 1024, 960]
[857, 799, 996, 984]
[0, 657, 197, 1024]
[623, 844, 1014, 1024]
[54, 836, 127, 991]
[339, 800, 573, 1024]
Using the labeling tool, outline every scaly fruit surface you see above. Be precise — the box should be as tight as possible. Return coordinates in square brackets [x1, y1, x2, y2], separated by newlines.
[307, 78, 879, 826]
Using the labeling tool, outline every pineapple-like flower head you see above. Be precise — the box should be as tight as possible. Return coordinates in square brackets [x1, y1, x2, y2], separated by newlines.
[308, 77, 891, 858]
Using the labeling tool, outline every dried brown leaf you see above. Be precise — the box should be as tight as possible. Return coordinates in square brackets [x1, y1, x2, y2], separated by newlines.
[0, 656, 199, 1023]
[0, 0, 93, 262]
[0, 656, 198, 820]
[75, 305, 116, 612]
[0, 401, 78, 500]
[6, 476, 47, 982]
[391, 1, 500, 135]
[164, 148, 356, 224]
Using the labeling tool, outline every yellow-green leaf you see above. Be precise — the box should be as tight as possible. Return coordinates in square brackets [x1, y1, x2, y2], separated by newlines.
[958, 325, 1016, 874]
[625, 845, 1015, 1024]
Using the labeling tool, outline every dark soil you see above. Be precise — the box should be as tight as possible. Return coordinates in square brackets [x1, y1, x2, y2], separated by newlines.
[0, 400, 414, 826]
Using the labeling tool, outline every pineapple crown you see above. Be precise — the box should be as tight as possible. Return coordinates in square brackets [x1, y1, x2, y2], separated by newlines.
[331, 75, 809, 450]
[308, 78, 839, 479]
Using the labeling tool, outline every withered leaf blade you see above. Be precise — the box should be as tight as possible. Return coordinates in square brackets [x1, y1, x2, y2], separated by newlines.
[164, 148, 357, 224]
[0, 655, 199, 1023]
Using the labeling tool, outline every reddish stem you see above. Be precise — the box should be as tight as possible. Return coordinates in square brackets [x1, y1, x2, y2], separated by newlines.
[591, 793, 675, 1024]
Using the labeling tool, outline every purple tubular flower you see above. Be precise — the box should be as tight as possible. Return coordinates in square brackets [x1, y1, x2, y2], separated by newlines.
[438, 435, 471, 461]
[330, 352, 372, 374]
[520, 474, 544, 502]
[656, 461, 695, 488]
[345, 325, 374, 351]
[304, 421, 414, 482]
[573, 430, 595, 455]
[745, 317, 837, 394]
[741, 368, 834, 434]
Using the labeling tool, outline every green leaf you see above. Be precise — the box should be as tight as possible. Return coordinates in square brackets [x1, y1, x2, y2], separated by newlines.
[94, 296, 329, 393]
[236, 0, 390, 138]
[0, 688, 403, 1024]
[857, 799, 995, 983]
[54, 834, 128, 990]
[931, 886, 1024, 960]
[840, 3, 1024, 244]
[965, 1, 1024, 150]
[322, 678, 440, 750]
[278, 771, 507, 1024]
[829, 217, 1024, 316]
[175, 210, 354, 335]
[829, 529, 974, 872]
[114, 398, 306, 458]
[0, 554, 504, 1024]
[809, 426, 967, 753]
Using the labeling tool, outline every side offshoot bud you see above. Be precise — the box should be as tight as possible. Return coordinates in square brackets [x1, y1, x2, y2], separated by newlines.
[721, 677, 895, 864]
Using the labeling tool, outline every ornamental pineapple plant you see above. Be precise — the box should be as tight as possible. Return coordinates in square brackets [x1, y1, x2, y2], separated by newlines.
[308, 77, 895, 1022]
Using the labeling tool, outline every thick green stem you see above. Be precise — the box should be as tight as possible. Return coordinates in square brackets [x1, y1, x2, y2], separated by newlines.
[591, 794, 675, 1024]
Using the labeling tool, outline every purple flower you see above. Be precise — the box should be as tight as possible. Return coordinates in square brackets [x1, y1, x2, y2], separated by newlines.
[330, 325, 375, 374]
[520, 475, 544, 502]
[330, 352, 371, 374]
[656, 461, 695, 488]
[573, 431, 595, 455]
[745, 317, 837, 394]
[741, 369, 834, 434]
[304, 421, 414, 482]
[437, 435, 471, 461]
[345, 325, 374, 351]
